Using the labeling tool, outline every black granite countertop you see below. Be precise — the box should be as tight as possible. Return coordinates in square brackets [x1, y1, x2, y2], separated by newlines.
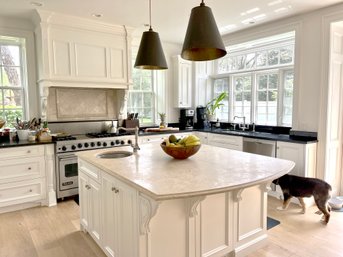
[0, 140, 54, 148]
[139, 127, 317, 144]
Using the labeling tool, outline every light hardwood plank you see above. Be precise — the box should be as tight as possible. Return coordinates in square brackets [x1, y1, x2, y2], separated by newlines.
[0, 197, 342, 257]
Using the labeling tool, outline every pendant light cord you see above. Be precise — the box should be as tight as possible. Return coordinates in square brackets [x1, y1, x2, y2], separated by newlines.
[149, 0, 152, 30]
[200, 0, 205, 6]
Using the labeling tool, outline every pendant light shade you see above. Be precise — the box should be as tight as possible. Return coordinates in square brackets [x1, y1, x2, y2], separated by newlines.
[134, 0, 168, 70]
[181, 1, 227, 61]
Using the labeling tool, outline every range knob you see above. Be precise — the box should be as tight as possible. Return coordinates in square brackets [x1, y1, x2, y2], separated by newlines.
[84, 143, 89, 148]
[71, 145, 76, 150]
[103, 142, 107, 147]
[62, 146, 67, 151]
[90, 142, 95, 147]
[128, 139, 132, 145]
[97, 142, 101, 146]
[110, 141, 115, 146]
[115, 139, 120, 145]
[120, 140, 125, 145]
[77, 143, 82, 148]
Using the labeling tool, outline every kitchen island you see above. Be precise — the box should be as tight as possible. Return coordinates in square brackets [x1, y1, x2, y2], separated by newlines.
[76, 143, 294, 257]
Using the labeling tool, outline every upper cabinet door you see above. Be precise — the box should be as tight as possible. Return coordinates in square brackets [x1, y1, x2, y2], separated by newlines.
[173, 56, 192, 108]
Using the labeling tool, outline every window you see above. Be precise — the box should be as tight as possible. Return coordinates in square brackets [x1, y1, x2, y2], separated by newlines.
[213, 31, 295, 126]
[0, 36, 27, 126]
[128, 52, 155, 125]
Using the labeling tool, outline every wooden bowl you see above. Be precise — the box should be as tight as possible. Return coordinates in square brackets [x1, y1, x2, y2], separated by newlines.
[160, 143, 201, 159]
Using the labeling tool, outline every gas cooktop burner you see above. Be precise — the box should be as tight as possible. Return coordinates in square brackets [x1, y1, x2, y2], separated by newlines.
[86, 132, 131, 138]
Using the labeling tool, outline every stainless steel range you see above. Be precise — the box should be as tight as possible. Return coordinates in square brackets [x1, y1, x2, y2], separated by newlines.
[55, 132, 134, 199]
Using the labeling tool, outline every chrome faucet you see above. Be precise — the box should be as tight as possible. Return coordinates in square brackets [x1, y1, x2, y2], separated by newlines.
[233, 116, 249, 131]
[117, 126, 140, 153]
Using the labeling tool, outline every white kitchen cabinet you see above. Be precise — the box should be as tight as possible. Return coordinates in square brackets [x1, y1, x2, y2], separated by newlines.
[173, 55, 192, 108]
[79, 163, 102, 245]
[272, 141, 317, 204]
[276, 141, 317, 177]
[101, 172, 138, 257]
[139, 132, 191, 144]
[0, 145, 55, 212]
[207, 133, 243, 151]
[34, 10, 132, 89]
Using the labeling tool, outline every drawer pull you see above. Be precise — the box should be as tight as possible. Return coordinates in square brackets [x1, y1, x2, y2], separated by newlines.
[28, 167, 32, 170]
[111, 187, 119, 193]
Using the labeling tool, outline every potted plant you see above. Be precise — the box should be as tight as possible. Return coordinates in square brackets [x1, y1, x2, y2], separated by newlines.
[205, 92, 228, 121]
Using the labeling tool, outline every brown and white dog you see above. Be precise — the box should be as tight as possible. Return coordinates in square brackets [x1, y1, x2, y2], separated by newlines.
[272, 174, 332, 224]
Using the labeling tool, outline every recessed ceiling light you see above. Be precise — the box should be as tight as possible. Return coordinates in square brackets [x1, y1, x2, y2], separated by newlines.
[241, 7, 260, 16]
[219, 24, 237, 33]
[92, 13, 103, 18]
[268, 0, 283, 6]
[274, 7, 288, 13]
[30, 1, 43, 7]
[253, 14, 267, 21]
[242, 18, 255, 25]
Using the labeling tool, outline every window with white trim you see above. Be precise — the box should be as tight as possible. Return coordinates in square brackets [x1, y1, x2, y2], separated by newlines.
[212, 31, 295, 126]
[0, 36, 27, 127]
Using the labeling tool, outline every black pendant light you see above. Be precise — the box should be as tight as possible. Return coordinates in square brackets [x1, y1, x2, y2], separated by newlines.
[181, 0, 227, 61]
[134, 0, 168, 70]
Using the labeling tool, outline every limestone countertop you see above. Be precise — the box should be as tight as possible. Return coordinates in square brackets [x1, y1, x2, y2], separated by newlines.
[76, 143, 295, 201]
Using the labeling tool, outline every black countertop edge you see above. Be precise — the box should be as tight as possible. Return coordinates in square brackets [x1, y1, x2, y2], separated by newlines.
[139, 128, 318, 144]
[0, 140, 55, 148]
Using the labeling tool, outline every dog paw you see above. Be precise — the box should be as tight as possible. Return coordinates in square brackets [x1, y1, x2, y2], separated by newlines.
[277, 206, 285, 211]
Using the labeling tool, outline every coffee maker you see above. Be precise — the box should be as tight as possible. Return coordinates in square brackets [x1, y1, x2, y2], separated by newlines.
[195, 106, 206, 129]
[179, 109, 194, 130]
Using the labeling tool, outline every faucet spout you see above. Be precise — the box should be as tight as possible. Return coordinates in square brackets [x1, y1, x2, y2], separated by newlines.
[117, 126, 140, 152]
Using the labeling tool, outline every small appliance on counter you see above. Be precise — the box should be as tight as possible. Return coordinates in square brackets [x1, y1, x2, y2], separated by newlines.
[195, 106, 206, 129]
[179, 109, 194, 130]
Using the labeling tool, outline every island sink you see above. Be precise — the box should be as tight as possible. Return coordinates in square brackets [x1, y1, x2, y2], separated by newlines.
[96, 150, 133, 159]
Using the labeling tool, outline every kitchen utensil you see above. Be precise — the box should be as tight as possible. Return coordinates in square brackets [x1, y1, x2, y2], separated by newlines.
[109, 120, 118, 133]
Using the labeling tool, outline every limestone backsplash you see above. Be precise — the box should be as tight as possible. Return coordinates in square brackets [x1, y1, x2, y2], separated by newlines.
[46, 87, 127, 121]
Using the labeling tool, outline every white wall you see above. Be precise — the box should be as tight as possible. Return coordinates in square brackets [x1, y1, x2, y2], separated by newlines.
[0, 16, 39, 119]
[221, 2, 343, 133]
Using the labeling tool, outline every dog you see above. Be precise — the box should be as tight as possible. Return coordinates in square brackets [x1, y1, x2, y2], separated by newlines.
[272, 174, 332, 224]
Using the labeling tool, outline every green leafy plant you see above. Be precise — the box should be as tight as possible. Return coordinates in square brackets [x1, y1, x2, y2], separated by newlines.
[206, 92, 228, 115]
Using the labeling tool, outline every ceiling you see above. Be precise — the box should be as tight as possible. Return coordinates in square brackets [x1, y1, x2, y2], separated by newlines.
[0, 0, 342, 44]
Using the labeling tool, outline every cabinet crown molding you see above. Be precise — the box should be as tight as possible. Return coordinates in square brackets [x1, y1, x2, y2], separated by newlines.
[33, 9, 134, 35]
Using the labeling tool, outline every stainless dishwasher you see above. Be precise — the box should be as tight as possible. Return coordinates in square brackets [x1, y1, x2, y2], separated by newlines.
[243, 138, 276, 157]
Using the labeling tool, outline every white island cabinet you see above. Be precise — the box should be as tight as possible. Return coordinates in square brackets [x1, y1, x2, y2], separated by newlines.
[77, 144, 294, 257]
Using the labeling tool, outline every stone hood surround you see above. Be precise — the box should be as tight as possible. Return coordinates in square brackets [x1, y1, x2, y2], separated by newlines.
[32, 10, 133, 121]
[76, 144, 295, 200]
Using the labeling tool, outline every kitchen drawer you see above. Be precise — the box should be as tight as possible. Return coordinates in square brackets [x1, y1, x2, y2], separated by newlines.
[79, 159, 101, 183]
[0, 145, 44, 160]
[0, 178, 46, 207]
[208, 134, 243, 151]
[0, 157, 45, 184]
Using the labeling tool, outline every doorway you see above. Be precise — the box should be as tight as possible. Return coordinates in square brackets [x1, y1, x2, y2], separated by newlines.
[325, 21, 343, 196]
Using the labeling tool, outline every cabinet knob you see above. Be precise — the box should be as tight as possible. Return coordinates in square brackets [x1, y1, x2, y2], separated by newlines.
[111, 187, 119, 193]
[85, 185, 91, 190]
[28, 167, 32, 170]
[29, 189, 33, 192]
[27, 150, 31, 153]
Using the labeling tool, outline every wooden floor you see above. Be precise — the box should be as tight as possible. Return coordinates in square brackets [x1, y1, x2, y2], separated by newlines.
[0, 197, 342, 257]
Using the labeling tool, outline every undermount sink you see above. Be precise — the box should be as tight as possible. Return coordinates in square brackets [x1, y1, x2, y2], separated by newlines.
[97, 151, 133, 159]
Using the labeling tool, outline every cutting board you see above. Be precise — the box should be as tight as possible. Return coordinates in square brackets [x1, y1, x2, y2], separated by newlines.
[145, 127, 180, 132]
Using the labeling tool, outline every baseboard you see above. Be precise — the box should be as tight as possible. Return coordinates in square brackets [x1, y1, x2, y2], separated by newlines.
[0, 201, 42, 214]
